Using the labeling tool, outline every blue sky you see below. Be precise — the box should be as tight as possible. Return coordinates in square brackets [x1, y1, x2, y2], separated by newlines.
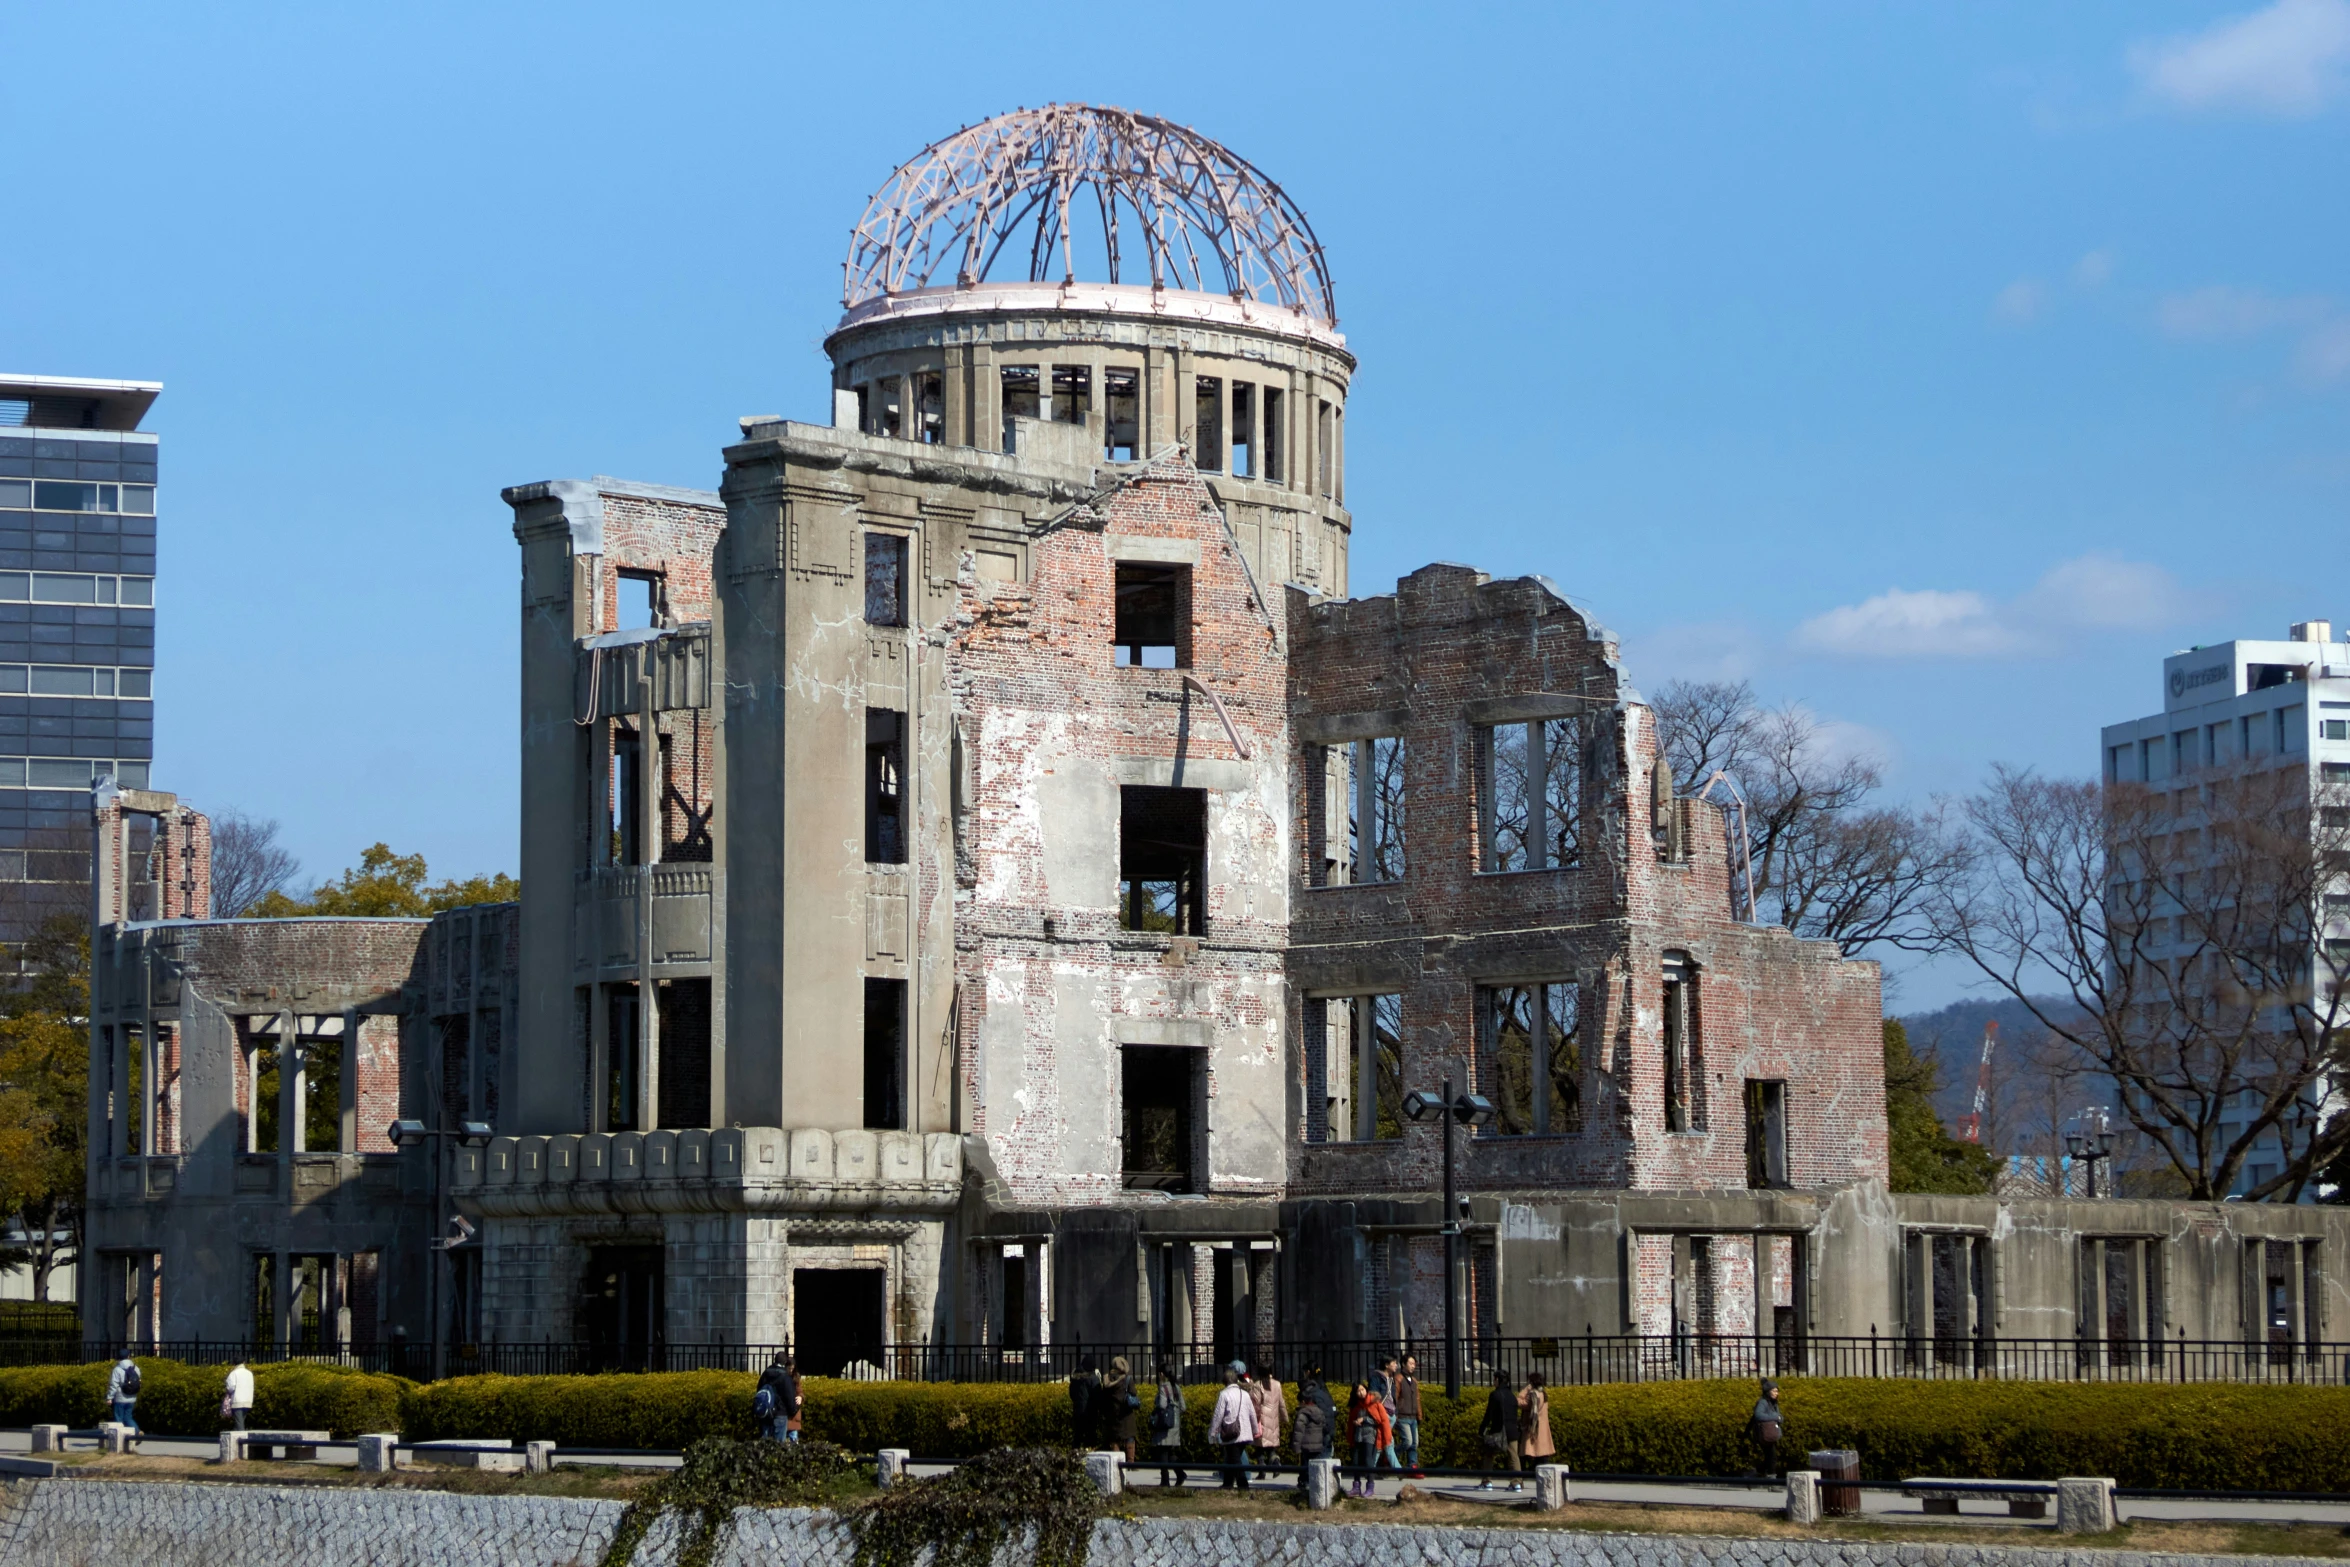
[3, 3, 2345, 1004]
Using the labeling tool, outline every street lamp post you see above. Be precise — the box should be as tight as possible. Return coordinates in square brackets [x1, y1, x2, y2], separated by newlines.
[1402, 1078, 1495, 1398]
[390, 1118, 492, 1380]
[2064, 1112, 2117, 1199]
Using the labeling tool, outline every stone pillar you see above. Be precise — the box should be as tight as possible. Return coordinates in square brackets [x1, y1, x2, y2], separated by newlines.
[526, 1439, 556, 1475]
[216, 1430, 247, 1465]
[276, 1011, 299, 1159]
[340, 1009, 360, 1153]
[2058, 1477, 2117, 1535]
[1084, 1450, 1123, 1497]
[1533, 1463, 1570, 1510]
[1304, 1457, 1339, 1509]
[357, 1434, 398, 1473]
[1785, 1470, 1820, 1525]
[877, 1448, 911, 1488]
[28, 1424, 63, 1453]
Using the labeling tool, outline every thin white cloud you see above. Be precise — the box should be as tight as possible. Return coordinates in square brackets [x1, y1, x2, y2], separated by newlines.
[2297, 317, 2350, 381]
[1992, 279, 2049, 325]
[1795, 555, 2191, 661]
[2129, 0, 2350, 116]
[2156, 284, 2350, 384]
[1795, 589, 2027, 659]
[2074, 250, 2117, 288]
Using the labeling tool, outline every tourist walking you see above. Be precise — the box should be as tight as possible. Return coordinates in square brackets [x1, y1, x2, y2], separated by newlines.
[222, 1362, 254, 1433]
[1103, 1356, 1140, 1463]
[1391, 1355, 1423, 1475]
[1069, 1358, 1102, 1447]
[1149, 1361, 1188, 1488]
[1210, 1362, 1259, 1490]
[1290, 1369, 1331, 1489]
[1478, 1369, 1520, 1490]
[106, 1355, 140, 1443]
[1250, 1360, 1285, 1480]
[1750, 1377, 1784, 1476]
[1345, 1380, 1392, 1499]
[1519, 1371, 1554, 1474]
[756, 1352, 801, 1442]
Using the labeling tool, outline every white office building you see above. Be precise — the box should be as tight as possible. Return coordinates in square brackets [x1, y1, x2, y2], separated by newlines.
[2102, 619, 2350, 1199]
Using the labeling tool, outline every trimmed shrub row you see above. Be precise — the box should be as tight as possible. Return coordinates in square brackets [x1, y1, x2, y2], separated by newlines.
[16, 1362, 2350, 1490]
[0, 1359, 404, 1440]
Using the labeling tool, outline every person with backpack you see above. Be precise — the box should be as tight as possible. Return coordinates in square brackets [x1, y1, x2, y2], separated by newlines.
[1102, 1355, 1140, 1463]
[221, 1362, 254, 1433]
[1478, 1369, 1521, 1491]
[755, 1352, 800, 1441]
[106, 1355, 140, 1442]
[1289, 1369, 1330, 1489]
[1148, 1361, 1187, 1488]
[1209, 1361, 1258, 1490]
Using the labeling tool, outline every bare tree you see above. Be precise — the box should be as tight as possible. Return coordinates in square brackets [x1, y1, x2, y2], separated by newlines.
[209, 812, 300, 919]
[1930, 763, 2350, 1201]
[1651, 680, 1965, 955]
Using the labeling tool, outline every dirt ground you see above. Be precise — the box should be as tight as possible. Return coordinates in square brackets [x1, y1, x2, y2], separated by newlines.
[34, 1454, 2350, 1558]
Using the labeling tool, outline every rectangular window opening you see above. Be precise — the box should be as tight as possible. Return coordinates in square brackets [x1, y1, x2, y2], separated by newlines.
[1104, 367, 1140, 460]
[1663, 953, 1701, 1132]
[1000, 365, 1040, 449]
[863, 977, 905, 1131]
[1483, 981, 1581, 1136]
[616, 572, 658, 632]
[609, 726, 643, 865]
[1231, 383, 1254, 479]
[1194, 376, 1223, 472]
[1122, 1044, 1198, 1191]
[1479, 717, 1583, 872]
[1113, 562, 1189, 669]
[1340, 736, 1405, 884]
[607, 987, 640, 1133]
[866, 709, 906, 865]
[1120, 785, 1206, 935]
[864, 532, 908, 627]
[916, 371, 945, 445]
[1050, 364, 1090, 425]
[1745, 1079, 1788, 1188]
[1316, 993, 1404, 1142]
[1263, 389, 1286, 482]
[873, 375, 903, 438]
[656, 977, 711, 1129]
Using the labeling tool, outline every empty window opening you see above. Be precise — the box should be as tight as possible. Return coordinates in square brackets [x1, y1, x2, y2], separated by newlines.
[301, 1028, 343, 1154]
[1120, 785, 1206, 935]
[1113, 562, 1189, 668]
[616, 572, 659, 632]
[864, 977, 905, 1131]
[1484, 981, 1580, 1136]
[1231, 383, 1254, 478]
[1313, 993, 1404, 1142]
[1122, 1044, 1199, 1191]
[1744, 1079, 1787, 1188]
[1662, 951, 1701, 1132]
[657, 977, 711, 1129]
[853, 383, 870, 433]
[249, 1252, 274, 1343]
[608, 726, 646, 865]
[865, 531, 908, 627]
[248, 1036, 280, 1154]
[1479, 717, 1583, 872]
[916, 371, 944, 444]
[606, 987, 640, 1132]
[866, 709, 906, 865]
[2251, 663, 2303, 691]
[1051, 363, 1090, 424]
[1317, 400, 1334, 496]
[1314, 736, 1404, 885]
[868, 375, 903, 438]
[999, 1248, 1030, 1348]
[1000, 364, 1040, 448]
[2080, 1235, 2162, 1369]
[1263, 388, 1286, 482]
[1104, 367, 1140, 460]
[1194, 375, 1223, 472]
[289, 1253, 335, 1352]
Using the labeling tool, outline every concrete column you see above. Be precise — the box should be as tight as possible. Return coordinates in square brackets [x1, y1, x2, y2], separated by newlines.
[111, 1021, 131, 1158]
[943, 345, 968, 447]
[340, 1010, 360, 1154]
[589, 986, 610, 1132]
[2057, 1477, 2117, 1534]
[1534, 1463, 1570, 1510]
[276, 1011, 299, 1160]
[270, 1251, 291, 1349]
[877, 1448, 910, 1487]
[638, 680, 660, 1132]
[1174, 348, 1196, 454]
[138, 946, 157, 1156]
[972, 342, 999, 451]
[1084, 1451, 1123, 1496]
[1304, 1457, 1339, 1508]
[1785, 1470, 1821, 1524]
[1528, 720, 1550, 872]
[356, 1434, 396, 1473]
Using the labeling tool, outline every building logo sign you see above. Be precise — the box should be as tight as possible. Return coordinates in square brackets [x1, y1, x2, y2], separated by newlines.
[2171, 664, 2228, 700]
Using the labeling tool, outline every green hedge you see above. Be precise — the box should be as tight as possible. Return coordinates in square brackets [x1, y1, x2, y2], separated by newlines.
[0, 1359, 406, 1439]
[400, 1371, 762, 1449]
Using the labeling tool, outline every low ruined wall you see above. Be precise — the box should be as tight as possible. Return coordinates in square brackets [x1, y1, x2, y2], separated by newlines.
[0, 1479, 2341, 1567]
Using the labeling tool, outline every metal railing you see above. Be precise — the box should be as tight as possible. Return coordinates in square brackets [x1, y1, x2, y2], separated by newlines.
[26, 1330, 2350, 1385]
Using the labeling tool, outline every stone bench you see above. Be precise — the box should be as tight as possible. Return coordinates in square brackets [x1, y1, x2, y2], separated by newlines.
[239, 1429, 331, 1461]
[410, 1439, 524, 1474]
[1903, 1477, 2057, 1519]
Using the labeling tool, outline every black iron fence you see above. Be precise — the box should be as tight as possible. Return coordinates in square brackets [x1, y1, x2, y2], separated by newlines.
[29, 1330, 2350, 1385]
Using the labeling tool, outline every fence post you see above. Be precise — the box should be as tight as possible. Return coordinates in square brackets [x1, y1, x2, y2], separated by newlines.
[1870, 1325, 1879, 1380]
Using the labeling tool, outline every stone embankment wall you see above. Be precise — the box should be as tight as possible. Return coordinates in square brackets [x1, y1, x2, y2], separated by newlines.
[0, 1479, 2333, 1567]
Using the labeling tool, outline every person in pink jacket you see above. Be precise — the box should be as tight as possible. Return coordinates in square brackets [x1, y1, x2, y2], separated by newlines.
[1250, 1361, 1286, 1480]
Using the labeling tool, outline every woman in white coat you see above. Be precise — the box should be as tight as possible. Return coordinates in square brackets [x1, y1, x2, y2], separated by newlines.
[223, 1363, 255, 1433]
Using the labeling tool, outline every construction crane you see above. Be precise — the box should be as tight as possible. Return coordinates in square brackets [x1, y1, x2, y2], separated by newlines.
[1955, 1021, 1998, 1144]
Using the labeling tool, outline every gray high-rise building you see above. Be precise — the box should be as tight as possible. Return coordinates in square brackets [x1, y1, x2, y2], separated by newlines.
[0, 374, 159, 921]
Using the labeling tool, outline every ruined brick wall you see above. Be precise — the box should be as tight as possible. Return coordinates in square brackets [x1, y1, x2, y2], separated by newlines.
[1285, 564, 1885, 1201]
[600, 490, 723, 862]
[948, 451, 1290, 1206]
[156, 806, 209, 919]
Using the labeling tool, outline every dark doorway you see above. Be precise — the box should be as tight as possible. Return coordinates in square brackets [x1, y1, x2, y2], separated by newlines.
[1122, 1045, 1197, 1191]
[580, 1245, 664, 1371]
[794, 1268, 886, 1377]
[864, 979, 905, 1131]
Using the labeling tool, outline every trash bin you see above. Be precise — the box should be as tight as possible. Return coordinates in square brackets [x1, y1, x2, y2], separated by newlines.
[1808, 1449, 1860, 1516]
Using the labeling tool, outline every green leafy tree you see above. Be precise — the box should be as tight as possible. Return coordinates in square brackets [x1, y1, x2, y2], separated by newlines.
[247, 843, 518, 918]
[1884, 1018, 1996, 1194]
[0, 912, 91, 1303]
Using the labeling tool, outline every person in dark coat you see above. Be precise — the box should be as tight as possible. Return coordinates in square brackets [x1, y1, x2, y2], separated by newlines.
[1069, 1358, 1102, 1446]
[1102, 1355, 1140, 1462]
[1749, 1377, 1784, 1476]
[1478, 1369, 1521, 1490]
[756, 1352, 801, 1441]
[1290, 1370, 1331, 1488]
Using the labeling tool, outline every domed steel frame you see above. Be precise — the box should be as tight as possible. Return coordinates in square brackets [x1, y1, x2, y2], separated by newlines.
[843, 104, 1338, 326]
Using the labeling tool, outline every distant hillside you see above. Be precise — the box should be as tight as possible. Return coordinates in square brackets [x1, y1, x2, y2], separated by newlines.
[1898, 994, 2093, 1159]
